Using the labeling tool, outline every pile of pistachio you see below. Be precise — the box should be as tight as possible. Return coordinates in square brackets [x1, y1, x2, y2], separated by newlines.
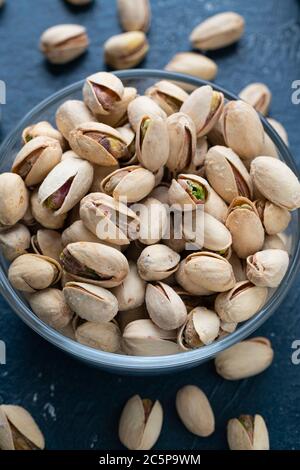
[0, 70, 299, 357]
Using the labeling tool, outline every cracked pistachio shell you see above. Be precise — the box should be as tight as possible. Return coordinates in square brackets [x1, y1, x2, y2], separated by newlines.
[203, 212, 232, 252]
[165, 52, 217, 81]
[145, 282, 187, 330]
[190, 12, 245, 50]
[80, 192, 139, 246]
[137, 197, 168, 245]
[31, 190, 67, 229]
[112, 261, 145, 311]
[205, 145, 253, 204]
[250, 156, 300, 210]
[60, 241, 129, 287]
[169, 174, 211, 209]
[28, 288, 73, 329]
[136, 115, 169, 172]
[0, 173, 29, 228]
[118, 0, 151, 33]
[117, 304, 149, 331]
[146, 81, 188, 116]
[226, 197, 265, 259]
[55, 100, 96, 141]
[64, 282, 118, 322]
[184, 136, 208, 175]
[204, 187, 228, 223]
[12, 136, 62, 187]
[101, 87, 138, 128]
[62, 220, 114, 247]
[223, 100, 265, 160]
[166, 113, 196, 173]
[40, 24, 89, 64]
[69, 122, 129, 166]
[22, 121, 66, 149]
[0, 224, 31, 261]
[175, 260, 213, 295]
[183, 251, 236, 293]
[83, 72, 124, 118]
[178, 307, 220, 350]
[104, 31, 149, 69]
[128, 96, 167, 132]
[38, 157, 93, 215]
[227, 414, 269, 450]
[75, 321, 121, 352]
[246, 249, 289, 287]
[239, 82, 272, 116]
[215, 337, 274, 380]
[101, 165, 155, 203]
[119, 395, 163, 451]
[263, 233, 287, 251]
[181, 86, 224, 138]
[8, 254, 62, 293]
[176, 385, 215, 437]
[255, 199, 291, 235]
[0, 405, 45, 450]
[137, 244, 180, 281]
[122, 318, 179, 356]
[31, 229, 63, 262]
[215, 280, 268, 323]
[267, 118, 288, 145]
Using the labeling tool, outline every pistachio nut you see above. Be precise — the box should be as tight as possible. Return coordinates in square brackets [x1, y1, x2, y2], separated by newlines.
[128, 96, 167, 132]
[250, 156, 300, 211]
[55, 100, 96, 141]
[0, 405, 45, 450]
[215, 280, 268, 323]
[0, 224, 31, 261]
[165, 52, 218, 81]
[178, 307, 220, 350]
[222, 100, 265, 160]
[69, 122, 129, 166]
[181, 86, 224, 138]
[145, 282, 187, 330]
[169, 174, 211, 209]
[205, 145, 253, 204]
[63, 282, 118, 322]
[111, 261, 146, 311]
[31, 229, 63, 262]
[100, 87, 138, 128]
[136, 115, 169, 172]
[263, 233, 287, 251]
[227, 414, 269, 450]
[183, 136, 208, 176]
[166, 113, 196, 173]
[220, 320, 237, 334]
[104, 31, 149, 69]
[204, 187, 228, 223]
[8, 254, 61, 293]
[116, 304, 149, 331]
[82, 72, 124, 118]
[31, 190, 67, 230]
[80, 193, 139, 245]
[75, 321, 121, 352]
[22, 121, 66, 149]
[146, 81, 188, 116]
[137, 244, 180, 281]
[239, 83, 272, 116]
[117, 0, 151, 33]
[176, 385, 215, 437]
[215, 337, 274, 380]
[38, 157, 93, 215]
[246, 249, 289, 288]
[229, 251, 247, 282]
[202, 212, 232, 252]
[101, 165, 155, 203]
[122, 318, 179, 356]
[40, 24, 89, 64]
[60, 241, 129, 287]
[62, 220, 102, 246]
[255, 199, 291, 235]
[116, 124, 137, 165]
[137, 197, 168, 245]
[28, 288, 73, 329]
[226, 197, 265, 259]
[267, 118, 288, 145]
[0, 173, 29, 228]
[182, 251, 235, 293]
[175, 259, 213, 295]
[190, 12, 245, 50]
[118, 395, 163, 451]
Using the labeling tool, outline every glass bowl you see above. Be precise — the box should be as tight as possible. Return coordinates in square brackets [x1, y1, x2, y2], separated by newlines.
[0, 69, 299, 375]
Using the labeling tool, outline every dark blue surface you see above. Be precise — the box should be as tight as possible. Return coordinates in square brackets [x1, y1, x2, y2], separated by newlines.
[0, 0, 300, 450]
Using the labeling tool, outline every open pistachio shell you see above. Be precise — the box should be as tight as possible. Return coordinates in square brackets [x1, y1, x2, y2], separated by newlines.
[137, 197, 168, 245]
[176, 385, 215, 437]
[75, 321, 121, 352]
[128, 96, 167, 132]
[178, 307, 220, 350]
[227, 414, 269, 450]
[111, 261, 146, 311]
[136, 115, 169, 172]
[28, 288, 73, 329]
[83, 72, 124, 118]
[0, 224, 31, 261]
[146, 81, 188, 116]
[55, 100, 96, 141]
[0, 405, 45, 450]
[31, 190, 67, 230]
[31, 229, 63, 262]
[246, 249, 289, 287]
[101, 87, 138, 128]
[145, 282, 187, 330]
[137, 244, 180, 281]
[215, 280, 268, 323]
[169, 174, 211, 209]
[0, 173, 29, 228]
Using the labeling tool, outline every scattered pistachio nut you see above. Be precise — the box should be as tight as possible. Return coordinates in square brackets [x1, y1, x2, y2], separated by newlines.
[165, 52, 218, 81]
[0, 405, 45, 450]
[40, 24, 89, 64]
[176, 385, 215, 437]
[117, 0, 151, 33]
[104, 31, 149, 69]
[227, 414, 269, 450]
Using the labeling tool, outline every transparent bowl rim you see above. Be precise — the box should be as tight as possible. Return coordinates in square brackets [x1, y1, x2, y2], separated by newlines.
[0, 68, 299, 372]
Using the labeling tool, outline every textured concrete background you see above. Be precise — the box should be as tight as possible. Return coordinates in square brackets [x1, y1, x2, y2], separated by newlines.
[0, 0, 300, 450]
